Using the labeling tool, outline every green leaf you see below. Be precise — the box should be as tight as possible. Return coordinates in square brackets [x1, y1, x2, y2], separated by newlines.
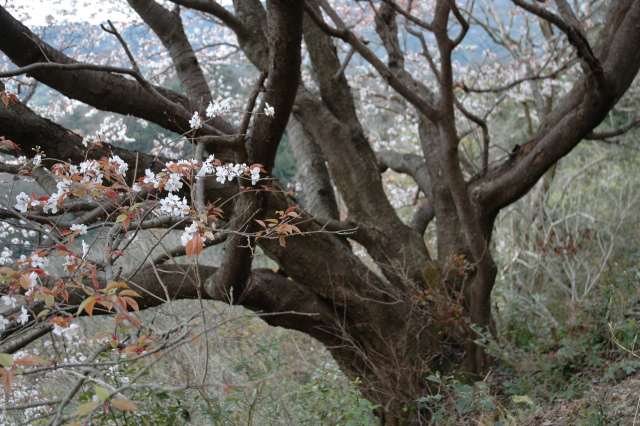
[0, 353, 13, 367]
[94, 385, 110, 401]
[115, 214, 128, 223]
[76, 401, 100, 416]
[37, 309, 51, 318]
[511, 395, 534, 406]
[77, 296, 95, 316]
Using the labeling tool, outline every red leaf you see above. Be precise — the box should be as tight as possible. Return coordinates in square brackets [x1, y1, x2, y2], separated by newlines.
[123, 297, 139, 313]
[1, 370, 13, 395]
[185, 236, 204, 258]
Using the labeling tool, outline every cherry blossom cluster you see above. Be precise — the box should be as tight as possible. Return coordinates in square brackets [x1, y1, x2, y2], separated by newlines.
[189, 98, 274, 130]
[181, 222, 200, 246]
[13, 153, 129, 216]
[0, 249, 56, 333]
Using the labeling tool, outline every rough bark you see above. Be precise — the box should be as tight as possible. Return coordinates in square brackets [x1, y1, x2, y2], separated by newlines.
[127, 0, 213, 111]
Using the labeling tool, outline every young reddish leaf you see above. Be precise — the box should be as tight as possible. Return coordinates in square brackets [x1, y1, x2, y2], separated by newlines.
[123, 297, 139, 313]
[91, 268, 99, 288]
[1, 370, 13, 395]
[105, 282, 128, 292]
[185, 236, 204, 258]
[114, 312, 127, 326]
[116, 297, 128, 311]
[93, 330, 112, 340]
[77, 296, 96, 317]
[86, 298, 100, 316]
[189, 331, 200, 346]
[15, 355, 46, 365]
[118, 290, 141, 298]
[111, 398, 138, 411]
[97, 300, 114, 311]
[19, 274, 32, 290]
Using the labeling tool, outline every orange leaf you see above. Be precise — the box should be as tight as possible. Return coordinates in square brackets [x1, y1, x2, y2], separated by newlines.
[19, 274, 32, 290]
[185, 236, 204, 258]
[1, 370, 13, 395]
[123, 297, 139, 313]
[116, 296, 128, 311]
[105, 282, 128, 292]
[111, 398, 138, 411]
[189, 331, 200, 346]
[114, 312, 127, 326]
[15, 355, 46, 365]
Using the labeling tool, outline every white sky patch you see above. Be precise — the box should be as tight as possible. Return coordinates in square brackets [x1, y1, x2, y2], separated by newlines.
[8, 0, 231, 27]
[8, 0, 132, 26]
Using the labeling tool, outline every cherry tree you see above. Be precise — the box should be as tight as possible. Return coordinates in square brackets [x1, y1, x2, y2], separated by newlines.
[0, 0, 639, 423]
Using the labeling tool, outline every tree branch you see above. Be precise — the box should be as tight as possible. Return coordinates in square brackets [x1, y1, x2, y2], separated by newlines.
[376, 150, 433, 199]
[510, 0, 603, 79]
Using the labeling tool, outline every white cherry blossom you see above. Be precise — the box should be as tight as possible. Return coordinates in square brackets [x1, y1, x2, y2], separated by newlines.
[109, 155, 128, 176]
[0, 315, 8, 331]
[18, 306, 29, 325]
[264, 102, 275, 117]
[206, 98, 230, 118]
[164, 173, 183, 192]
[189, 111, 203, 129]
[2, 295, 17, 308]
[159, 194, 189, 217]
[29, 254, 48, 270]
[15, 192, 30, 213]
[181, 222, 199, 246]
[53, 323, 80, 341]
[70, 224, 88, 235]
[250, 167, 261, 185]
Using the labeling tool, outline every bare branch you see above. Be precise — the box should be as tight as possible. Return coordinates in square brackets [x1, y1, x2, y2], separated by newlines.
[304, 0, 440, 121]
[586, 114, 640, 139]
[376, 150, 433, 199]
[379, 0, 434, 31]
[510, 0, 603, 79]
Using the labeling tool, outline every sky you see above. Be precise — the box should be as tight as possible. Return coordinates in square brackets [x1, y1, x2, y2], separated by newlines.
[7, 0, 231, 26]
[8, 0, 133, 26]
